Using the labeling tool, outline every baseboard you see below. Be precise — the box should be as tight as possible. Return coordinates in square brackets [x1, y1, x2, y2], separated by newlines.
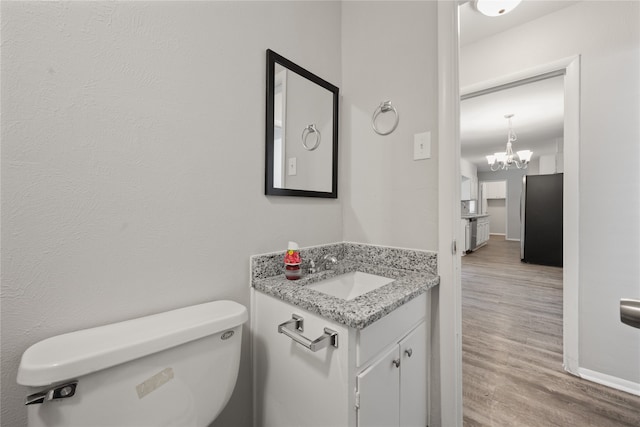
[577, 368, 640, 396]
[489, 233, 505, 236]
[505, 238, 520, 242]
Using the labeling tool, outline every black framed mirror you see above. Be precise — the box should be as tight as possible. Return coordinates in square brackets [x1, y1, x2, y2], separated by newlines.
[265, 49, 339, 198]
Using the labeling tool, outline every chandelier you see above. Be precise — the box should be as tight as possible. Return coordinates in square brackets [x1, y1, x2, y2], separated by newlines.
[486, 114, 532, 171]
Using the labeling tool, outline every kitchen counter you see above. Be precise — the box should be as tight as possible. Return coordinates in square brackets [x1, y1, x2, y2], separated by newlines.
[462, 213, 489, 219]
[251, 243, 439, 330]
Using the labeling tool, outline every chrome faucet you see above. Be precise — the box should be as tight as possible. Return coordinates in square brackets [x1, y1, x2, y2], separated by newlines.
[309, 254, 338, 274]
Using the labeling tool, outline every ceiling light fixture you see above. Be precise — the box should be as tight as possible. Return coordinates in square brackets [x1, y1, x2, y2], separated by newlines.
[486, 114, 532, 171]
[474, 0, 522, 17]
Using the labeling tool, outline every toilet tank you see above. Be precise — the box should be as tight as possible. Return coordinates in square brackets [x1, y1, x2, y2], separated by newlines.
[17, 300, 248, 427]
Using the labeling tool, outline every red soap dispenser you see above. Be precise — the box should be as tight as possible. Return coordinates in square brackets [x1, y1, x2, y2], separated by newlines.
[284, 241, 302, 280]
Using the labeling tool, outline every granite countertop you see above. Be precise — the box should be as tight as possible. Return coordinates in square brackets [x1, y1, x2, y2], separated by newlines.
[252, 259, 439, 330]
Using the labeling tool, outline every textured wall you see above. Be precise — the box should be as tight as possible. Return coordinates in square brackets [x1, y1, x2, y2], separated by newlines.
[1, 2, 342, 426]
[341, 1, 439, 251]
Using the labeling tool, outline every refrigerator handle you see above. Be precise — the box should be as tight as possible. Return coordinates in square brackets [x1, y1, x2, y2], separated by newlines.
[520, 175, 526, 260]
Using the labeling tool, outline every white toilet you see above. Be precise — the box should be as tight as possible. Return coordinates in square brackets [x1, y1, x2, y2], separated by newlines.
[17, 300, 248, 427]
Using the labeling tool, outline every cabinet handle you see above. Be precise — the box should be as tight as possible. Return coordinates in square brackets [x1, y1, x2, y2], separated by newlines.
[392, 358, 401, 368]
[405, 348, 413, 358]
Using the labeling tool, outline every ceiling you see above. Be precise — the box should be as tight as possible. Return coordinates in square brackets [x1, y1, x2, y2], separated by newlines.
[459, 1, 580, 47]
[461, 76, 564, 172]
[459, 1, 578, 172]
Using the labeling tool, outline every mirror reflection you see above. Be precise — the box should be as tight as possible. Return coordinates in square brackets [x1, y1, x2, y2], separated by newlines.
[266, 50, 339, 198]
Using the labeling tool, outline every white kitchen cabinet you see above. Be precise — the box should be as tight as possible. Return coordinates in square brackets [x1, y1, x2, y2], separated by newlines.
[485, 181, 506, 199]
[253, 291, 429, 427]
[476, 216, 491, 247]
[461, 177, 479, 201]
[470, 177, 478, 200]
[461, 177, 471, 200]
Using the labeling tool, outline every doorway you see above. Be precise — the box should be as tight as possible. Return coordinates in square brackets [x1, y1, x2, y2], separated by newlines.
[435, 3, 581, 425]
[458, 58, 580, 374]
[458, 63, 581, 427]
[479, 180, 507, 238]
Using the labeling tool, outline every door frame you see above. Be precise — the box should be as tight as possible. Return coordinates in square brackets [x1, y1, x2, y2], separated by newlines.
[437, 2, 581, 425]
[460, 56, 581, 374]
[436, 2, 463, 426]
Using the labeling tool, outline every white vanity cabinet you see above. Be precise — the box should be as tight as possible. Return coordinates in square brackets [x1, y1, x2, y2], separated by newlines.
[356, 321, 427, 427]
[253, 291, 429, 427]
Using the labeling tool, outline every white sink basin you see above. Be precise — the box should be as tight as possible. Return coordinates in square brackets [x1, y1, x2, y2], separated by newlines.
[307, 271, 395, 301]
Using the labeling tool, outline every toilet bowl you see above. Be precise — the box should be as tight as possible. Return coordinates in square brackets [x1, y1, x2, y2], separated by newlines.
[17, 300, 248, 427]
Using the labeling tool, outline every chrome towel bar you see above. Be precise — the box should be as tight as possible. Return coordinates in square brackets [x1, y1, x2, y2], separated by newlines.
[278, 314, 338, 352]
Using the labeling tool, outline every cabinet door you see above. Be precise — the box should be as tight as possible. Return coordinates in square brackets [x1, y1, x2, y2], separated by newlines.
[399, 321, 428, 427]
[479, 223, 487, 244]
[486, 181, 506, 199]
[357, 345, 400, 427]
[471, 177, 478, 200]
[461, 179, 471, 201]
[497, 181, 506, 198]
[485, 182, 494, 199]
[465, 223, 471, 251]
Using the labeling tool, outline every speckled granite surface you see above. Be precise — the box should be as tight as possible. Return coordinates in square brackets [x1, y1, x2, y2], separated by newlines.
[251, 242, 439, 329]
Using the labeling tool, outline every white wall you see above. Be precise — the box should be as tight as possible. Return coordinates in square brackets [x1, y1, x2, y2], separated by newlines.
[341, 1, 439, 251]
[0, 2, 343, 426]
[479, 170, 526, 241]
[486, 199, 506, 235]
[340, 2, 440, 423]
[462, 1, 640, 388]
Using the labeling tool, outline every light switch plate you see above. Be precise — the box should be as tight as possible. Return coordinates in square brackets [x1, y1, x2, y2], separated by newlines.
[414, 132, 431, 160]
[288, 157, 297, 175]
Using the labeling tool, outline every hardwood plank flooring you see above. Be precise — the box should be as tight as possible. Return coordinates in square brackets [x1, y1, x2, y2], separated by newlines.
[462, 235, 640, 426]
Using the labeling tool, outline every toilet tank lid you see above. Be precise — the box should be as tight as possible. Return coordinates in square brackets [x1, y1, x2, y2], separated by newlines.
[17, 300, 248, 387]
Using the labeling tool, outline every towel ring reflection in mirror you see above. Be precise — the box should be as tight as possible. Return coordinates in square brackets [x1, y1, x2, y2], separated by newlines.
[372, 101, 399, 136]
[302, 124, 321, 151]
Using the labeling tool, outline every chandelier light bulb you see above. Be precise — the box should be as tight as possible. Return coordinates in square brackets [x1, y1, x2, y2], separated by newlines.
[517, 150, 533, 163]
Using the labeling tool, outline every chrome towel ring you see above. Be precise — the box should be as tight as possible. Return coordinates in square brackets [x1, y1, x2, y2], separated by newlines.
[372, 100, 399, 136]
[302, 124, 321, 151]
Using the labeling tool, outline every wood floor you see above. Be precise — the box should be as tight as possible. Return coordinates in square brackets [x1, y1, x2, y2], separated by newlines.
[461, 235, 640, 426]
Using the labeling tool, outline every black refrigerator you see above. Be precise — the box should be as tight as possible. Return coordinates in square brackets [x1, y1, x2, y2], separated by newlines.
[521, 173, 563, 267]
